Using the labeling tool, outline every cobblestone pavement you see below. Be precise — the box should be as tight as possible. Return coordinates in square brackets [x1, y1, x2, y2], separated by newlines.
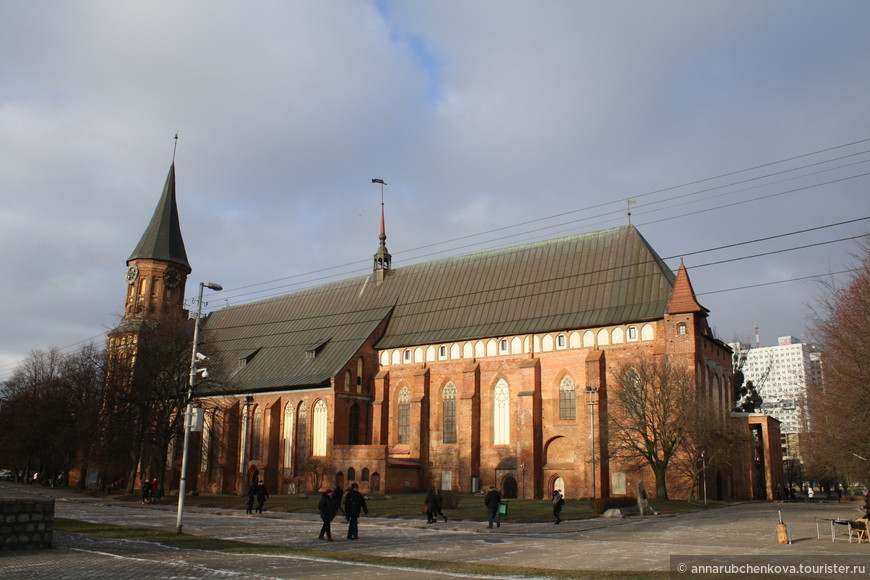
[2, 483, 870, 579]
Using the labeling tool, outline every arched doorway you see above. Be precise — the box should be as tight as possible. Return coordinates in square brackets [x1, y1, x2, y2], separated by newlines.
[246, 466, 259, 489]
[371, 472, 381, 492]
[502, 476, 518, 498]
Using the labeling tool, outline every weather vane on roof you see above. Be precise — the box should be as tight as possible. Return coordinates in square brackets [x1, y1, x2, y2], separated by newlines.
[372, 178, 387, 206]
[173, 131, 179, 162]
[627, 199, 636, 225]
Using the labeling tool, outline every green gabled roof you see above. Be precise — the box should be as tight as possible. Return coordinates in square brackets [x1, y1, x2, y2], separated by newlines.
[203, 276, 396, 391]
[202, 225, 676, 392]
[376, 225, 675, 349]
[128, 163, 190, 269]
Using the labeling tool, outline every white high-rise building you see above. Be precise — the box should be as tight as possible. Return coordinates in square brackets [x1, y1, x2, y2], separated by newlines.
[730, 336, 822, 437]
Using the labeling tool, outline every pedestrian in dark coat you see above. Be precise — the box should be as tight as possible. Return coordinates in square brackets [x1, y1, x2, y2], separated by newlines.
[425, 487, 438, 523]
[343, 483, 368, 540]
[552, 489, 565, 524]
[333, 484, 345, 520]
[245, 483, 256, 514]
[254, 481, 269, 513]
[318, 489, 338, 541]
[435, 489, 447, 522]
[484, 485, 502, 528]
[141, 479, 152, 505]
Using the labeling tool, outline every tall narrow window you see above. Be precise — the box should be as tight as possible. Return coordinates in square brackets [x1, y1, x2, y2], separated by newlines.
[559, 375, 577, 420]
[208, 410, 221, 479]
[357, 359, 364, 393]
[349, 404, 360, 445]
[443, 383, 457, 444]
[200, 410, 211, 473]
[283, 403, 294, 476]
[494, 379, 510, 445]
[398, 386, 411, 444]
[295, 403, 307, 475]
[251, 406, 262, 460]
[313, 399, 327, 456]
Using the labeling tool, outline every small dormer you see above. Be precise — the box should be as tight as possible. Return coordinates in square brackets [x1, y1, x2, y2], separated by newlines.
[306, 337, 331, 361]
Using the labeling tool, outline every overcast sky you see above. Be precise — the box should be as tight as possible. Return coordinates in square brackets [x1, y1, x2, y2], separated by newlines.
[2, 0, 868, 382]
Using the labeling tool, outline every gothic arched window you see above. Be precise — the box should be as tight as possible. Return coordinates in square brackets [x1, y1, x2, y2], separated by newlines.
[494, 379, 510, 445]
[443, 383, 457, 444]
[398, 386, 411, 444]
[295, 403, 307, 475]
[283, 403, 294, 476]
[313, 399, 327, 456]
[559, 375, 576, 421]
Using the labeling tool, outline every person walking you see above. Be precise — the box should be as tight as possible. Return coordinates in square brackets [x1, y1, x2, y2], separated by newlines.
[435, 488, 448, 523]
[484, 485, 502, 529]
[424, 487, 439, 523]
[141, 479, 152, 505]
[333, 483, 345, 521]
[245, 482, 256, 514]
[343, 483, 368, 540]
[254, 480, 269, 513]
[552, 489, 565, 524]
[318, 488, 338, 541]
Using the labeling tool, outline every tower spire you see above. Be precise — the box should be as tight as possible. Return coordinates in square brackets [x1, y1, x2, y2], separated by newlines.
[128, 163, 190, 269]
[371, 179, 391, 282]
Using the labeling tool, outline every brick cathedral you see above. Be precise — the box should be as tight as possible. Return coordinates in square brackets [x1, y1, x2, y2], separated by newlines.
[109, 163, 783, 501]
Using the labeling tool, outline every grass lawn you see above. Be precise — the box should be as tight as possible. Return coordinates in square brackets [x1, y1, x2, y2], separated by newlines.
[86, 487, 728, 523]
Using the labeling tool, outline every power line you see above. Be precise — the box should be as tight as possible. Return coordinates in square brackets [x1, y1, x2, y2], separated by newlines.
[209, 141, 870, 303]
[4, 139, 869, 380]
[697, 269, 860, 296]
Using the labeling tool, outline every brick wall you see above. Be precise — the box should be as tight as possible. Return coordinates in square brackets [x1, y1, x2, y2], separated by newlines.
[0, 495, 54, 550]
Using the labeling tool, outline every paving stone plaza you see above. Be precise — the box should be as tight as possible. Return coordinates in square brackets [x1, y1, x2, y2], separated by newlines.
[2, 483, 869, 579]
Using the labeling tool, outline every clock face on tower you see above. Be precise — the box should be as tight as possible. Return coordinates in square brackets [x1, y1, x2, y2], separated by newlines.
[163, 266, 182, 289]
[125, 264, 139, 285]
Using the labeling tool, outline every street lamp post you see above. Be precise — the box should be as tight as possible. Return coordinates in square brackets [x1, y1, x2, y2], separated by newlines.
[176, 281, 222, 534]
[585, 386, 599, 499]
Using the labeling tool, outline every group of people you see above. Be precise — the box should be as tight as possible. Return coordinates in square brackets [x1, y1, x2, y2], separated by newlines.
[246, 480, 269, 514]
[424, 487, 448, 523]
[246, 481, 571, 539]
[318, 483, 368, 541]
[140, 478, 161, 504]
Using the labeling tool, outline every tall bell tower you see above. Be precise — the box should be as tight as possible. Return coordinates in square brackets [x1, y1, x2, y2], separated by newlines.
[121, 162, 191, 323]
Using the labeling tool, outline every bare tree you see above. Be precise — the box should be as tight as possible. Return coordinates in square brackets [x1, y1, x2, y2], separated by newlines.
[0, 345, 104, 487]
[804, 238, 870, 484]
[673, 402, 752, 503]
[730, 341, 768, 412]
[100, 317, 192, 493]
[608, 354, 695, 500]
[304, 457, 335, 494]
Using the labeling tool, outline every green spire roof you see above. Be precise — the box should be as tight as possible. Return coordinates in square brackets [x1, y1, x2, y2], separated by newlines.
[128, 163, 190, 269]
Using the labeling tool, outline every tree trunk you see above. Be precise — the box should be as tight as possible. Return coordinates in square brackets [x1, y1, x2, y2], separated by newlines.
[654, 463, 669, 500]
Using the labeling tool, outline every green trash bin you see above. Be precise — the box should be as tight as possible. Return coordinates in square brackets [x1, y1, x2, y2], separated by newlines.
[498, 501, 508, 519]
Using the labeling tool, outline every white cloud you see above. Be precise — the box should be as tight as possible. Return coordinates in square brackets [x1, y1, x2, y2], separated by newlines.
[1, 0, 868, 380]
